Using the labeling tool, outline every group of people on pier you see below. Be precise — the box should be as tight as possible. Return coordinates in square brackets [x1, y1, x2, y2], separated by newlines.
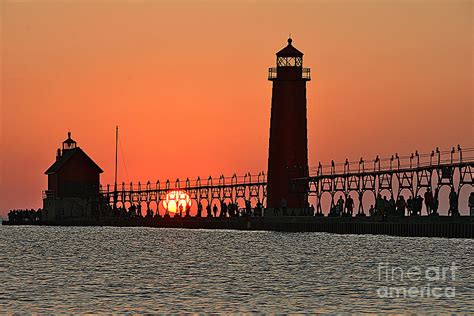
[107, 189, 471, 219]
[322, 190, 472, 218]
[5, 191, 474, 223]
[361, 188, 465, 217]
[7, 209, 42, 223]
[199, 200, 265, 218]
[106, 200, 265, 219]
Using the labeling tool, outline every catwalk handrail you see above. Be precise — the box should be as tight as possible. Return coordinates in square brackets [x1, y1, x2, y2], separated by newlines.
[297, 146, 474, 179]
[100, 172, 267, 194]
[99, 146, 472, 194]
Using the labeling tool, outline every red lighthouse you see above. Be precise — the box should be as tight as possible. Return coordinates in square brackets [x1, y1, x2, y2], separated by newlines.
[267, 38, 310, 211]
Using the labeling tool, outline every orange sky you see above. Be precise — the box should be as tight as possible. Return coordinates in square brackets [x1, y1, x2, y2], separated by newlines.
[1, 0, 473, 216]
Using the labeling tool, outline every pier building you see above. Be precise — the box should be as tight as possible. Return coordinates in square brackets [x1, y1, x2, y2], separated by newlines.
[42, 132, 103, 220]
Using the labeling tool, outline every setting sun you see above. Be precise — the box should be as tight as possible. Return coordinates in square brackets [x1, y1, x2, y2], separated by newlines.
[163, 190, 191, 214]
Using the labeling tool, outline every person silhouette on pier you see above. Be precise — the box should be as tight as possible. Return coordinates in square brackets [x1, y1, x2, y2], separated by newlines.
[396, 195, 406, 217]
[197, 202, 203, 217]
[220, 200, 227, 217]
[449, 188, 459, 216]
[337, 196, 344, 216]
[146, 207, 153, 218]
[255, 202, 263, 217]
[375, 194, 384, 215]
[212, 204, 218, 217]
[413, 195, 423, 216]
[345, 195, 354, 216]
[178, 204, 184, 218]
[433, 188, 440, 215]
[206, 204, 212, 217]
[389, 196, 396, 216]
[424, 188, 434, 215]
[245, 200, 252, 216]
[407, 196, 413, 216]
[227, 202, 233, 217]
[129, 204, 136, 217]
[418, 195, 424, 215]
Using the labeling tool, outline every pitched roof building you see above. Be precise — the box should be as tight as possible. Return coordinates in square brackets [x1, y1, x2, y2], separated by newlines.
[45, 132, 103, 198]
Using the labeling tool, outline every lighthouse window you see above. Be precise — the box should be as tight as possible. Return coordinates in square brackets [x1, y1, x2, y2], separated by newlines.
[277, 57, 302, 67]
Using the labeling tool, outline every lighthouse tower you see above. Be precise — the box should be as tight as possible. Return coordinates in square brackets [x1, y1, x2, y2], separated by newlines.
[267, 38, 310, 212]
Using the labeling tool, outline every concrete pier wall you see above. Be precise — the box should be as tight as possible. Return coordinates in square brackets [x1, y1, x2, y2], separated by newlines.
[3, 216, 473, 238]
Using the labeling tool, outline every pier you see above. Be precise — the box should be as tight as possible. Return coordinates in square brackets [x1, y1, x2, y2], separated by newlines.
[5, 147, 473, 238]
[3, 39, 473, 239]
[291, 146, 473, 215]
[4, 215, 473, 239]
[96, 147, 473, 217]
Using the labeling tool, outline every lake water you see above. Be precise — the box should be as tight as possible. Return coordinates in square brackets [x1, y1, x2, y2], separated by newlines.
[0, 226, 473, 313]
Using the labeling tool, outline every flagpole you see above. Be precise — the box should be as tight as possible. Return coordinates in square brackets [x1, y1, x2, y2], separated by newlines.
[114, 126, 118, 209]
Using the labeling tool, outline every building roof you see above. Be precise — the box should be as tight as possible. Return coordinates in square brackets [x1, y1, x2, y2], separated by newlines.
[276, 38, 303, 57]
[45, 147, 103, 175]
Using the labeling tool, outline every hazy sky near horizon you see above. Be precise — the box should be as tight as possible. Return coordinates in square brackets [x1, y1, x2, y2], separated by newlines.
[1, 0, 473, 215]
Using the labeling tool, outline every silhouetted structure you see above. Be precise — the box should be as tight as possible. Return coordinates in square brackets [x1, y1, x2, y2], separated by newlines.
[42, 132, 103, 220]
[292, 147, 473, 216]
[4, 39, 474, 239]
[267, 38, 310, 212]
[102, 173, 266, 216]
[98, 148, 474, 218]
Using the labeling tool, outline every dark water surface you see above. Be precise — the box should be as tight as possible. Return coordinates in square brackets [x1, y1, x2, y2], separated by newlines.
[0, 226, 473, 313]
